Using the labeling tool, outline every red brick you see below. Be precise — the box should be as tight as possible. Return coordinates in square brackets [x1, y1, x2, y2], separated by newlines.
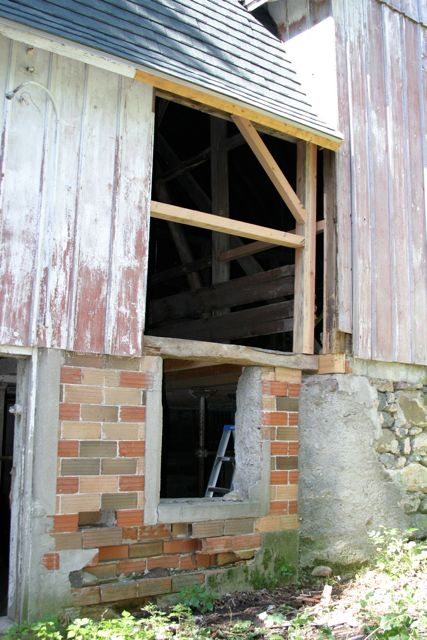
[60, 367, 82, 384]
[139, 524, 171, 540]
[58, 440, 79, 457]
[263, 412, 288, 426]
[263, 381, 288, 396]
[147, 555, 180, 570]
[120, 371, 150, 388]
[117, 558, 147, 574]
[71, 586, 100, 606]
[57, 477, 78, 494]
[179, 555, 197, 570]
[289, 442, 299, 455]
[119, 406, 146, 422]
[196, 554, 215, 568]
[119, 441, 145, 457]
[119, 476, 145, 491]
[52, 514, 79, 533]
[288, 383, 301, 397]
[163, 539, 201, 554]
[59, 403, 80, 421]
[231, 534, 262, 551]
[289, 413, 299, 426]
[98, 545, 129, 561]
[137, 577, 171, 597]
[271, 471, 289, 485]
[289, 470, 299, 484]
[201, 534, 261, 553]
[289, 500, 298, 514]
[270, 501, 289, 513]
[42, 552, 59, 570]
[116, 510, 144, 527]
[271, 442, 289, 455]
[122, 526, 139, 541]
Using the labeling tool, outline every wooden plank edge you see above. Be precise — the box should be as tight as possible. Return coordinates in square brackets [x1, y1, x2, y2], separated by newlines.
[317, 353, 348, 374]
[150, 200, 305, 249]
[143, 335, 318, 371]
[134, 69, 343, 151]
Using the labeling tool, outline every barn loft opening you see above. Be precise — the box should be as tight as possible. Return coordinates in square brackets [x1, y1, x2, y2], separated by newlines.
[147, 97, 325, 353]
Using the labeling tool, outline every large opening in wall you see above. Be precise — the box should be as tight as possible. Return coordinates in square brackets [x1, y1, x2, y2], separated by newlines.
[146, 97, 325, 353]
[0, 357, 17, 617]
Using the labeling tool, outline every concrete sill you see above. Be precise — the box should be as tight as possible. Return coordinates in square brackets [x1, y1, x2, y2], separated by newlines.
[157, 498, 263, 523]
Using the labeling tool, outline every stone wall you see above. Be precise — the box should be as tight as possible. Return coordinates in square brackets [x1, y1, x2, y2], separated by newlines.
[41, 353, 302, 611]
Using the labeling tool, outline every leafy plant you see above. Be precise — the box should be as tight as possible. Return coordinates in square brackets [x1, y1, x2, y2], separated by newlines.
[178, 583, 219, 613]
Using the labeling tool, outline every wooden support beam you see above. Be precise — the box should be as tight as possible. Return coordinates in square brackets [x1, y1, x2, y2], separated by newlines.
[150, 201, 305, 249]
[144, 335, 319, 371]
[317, 353, 347, 374]
[150, 256, 212, 286]
[218, 221, 325, 263]
[293, 142, 317, 354]
[149, 300, 293, 342]
[232, 116, 307, 224]
[149, 265, 294, 325]
[165, 364, 243, 390]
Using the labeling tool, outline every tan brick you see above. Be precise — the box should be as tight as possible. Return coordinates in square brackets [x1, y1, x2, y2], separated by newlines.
[262, 396, 276, 411]
[119, 475, 144, 491]
[52, 514, 79, 533]
[54, 532, 82, 550]
[59, 403, 80, 421]
[116, 509, 144, 527]
[85, 563, 117, 579]
[79, 476, 118, 493]
[224, 519, 254, 536]
[171, 573, 204, 591]
[71, 586, 100, 606]
[101, 458, 137, 475]
[60, 367, 82, 384]
[276, 397, 299, 412]
[172, 523, 189, 537]
[58, 440, 79, 457]
[191, 521, 224, 538]
[118, 441, 145, 457]
[82, 527, 122, 548]
[64, 385, 103, 404]
[129, 542, 163, 558]
[122, 527, 139, 541]
[101, 493, 138, 510]
[62, 422, 101, 440]
[102, 423, 139, 440]
[256, 514, 299, 532]
[216, 552, 239, 566]
[235, 549, 256, 561]
[117, 558, 147, 573]
[61, 458, 100, 476]
[65, 353, 105, 368]
[81, 368, 120, 386]
[79, 511, 102, 526]
[263, 412, 288, 426]
[120, 371, 151, 388]
[57, 477, 79, 494]
[139, 524, 171, 541]
[80, 441, 117, 458]
[100, 581, 138, 602]
[61, 494, 100, 513]
[104, 387, 142, 406]
[164, 539, 200, 554]
[119, 406, 146, 422]
[81, 405, 118, 422]
[98, 545, 129, 561]
[137, 577, 172, 597]
[276, 457, 298, 471]
[104, 356, 141, 371]
[275, 368, 302, 383]
[276, 427, 299, 441]
[276, 484, 298, 500]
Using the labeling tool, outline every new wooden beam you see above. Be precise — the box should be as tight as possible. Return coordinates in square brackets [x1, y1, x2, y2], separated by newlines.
[144, 335, 319, 371]
[150, 201, 304, 249]
[232, 116, 307, 224]
[134, 69, 342, 151]
[218, 220, 325, 262]
[293, 142, 317, 354]
[317, 353, 347, 374]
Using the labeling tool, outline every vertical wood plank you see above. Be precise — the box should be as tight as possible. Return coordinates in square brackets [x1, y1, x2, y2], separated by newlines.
[383, 7, 412, 363]
[211, 117, 230, 287]
[293, 142, 317, 354]
[366, 0, 393, 361]
[71, 65, 120, 353]
[0, 40, 50, 346]
[106, 79, 154, 356]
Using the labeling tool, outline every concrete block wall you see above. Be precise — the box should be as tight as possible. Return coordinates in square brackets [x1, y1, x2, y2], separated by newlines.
[43, 354, 301, 609]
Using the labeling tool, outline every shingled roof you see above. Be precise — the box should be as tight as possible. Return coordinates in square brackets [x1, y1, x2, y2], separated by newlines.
[0, 0, 342, 147]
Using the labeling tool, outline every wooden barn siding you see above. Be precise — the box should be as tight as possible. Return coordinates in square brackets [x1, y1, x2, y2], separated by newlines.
[0, 34, 154, 356]
[336, 0, 427, 365]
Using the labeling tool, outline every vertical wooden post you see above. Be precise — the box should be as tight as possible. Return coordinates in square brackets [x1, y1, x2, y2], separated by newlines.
[293, 142, 317, 354]
[211, 118, 230, 286]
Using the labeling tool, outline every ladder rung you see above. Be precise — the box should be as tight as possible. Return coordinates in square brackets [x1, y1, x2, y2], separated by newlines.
[218, 456, 234, 462]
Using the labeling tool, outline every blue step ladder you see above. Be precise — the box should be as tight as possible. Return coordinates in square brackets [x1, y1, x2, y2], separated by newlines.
[205, 425, 235, 497]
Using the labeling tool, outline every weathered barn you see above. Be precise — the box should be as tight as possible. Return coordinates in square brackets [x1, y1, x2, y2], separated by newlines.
[0, 0, 425, 624]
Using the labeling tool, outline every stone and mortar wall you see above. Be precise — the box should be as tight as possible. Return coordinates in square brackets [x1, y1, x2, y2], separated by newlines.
[299, 371, 427, 570]
[40, 354, 302, 611]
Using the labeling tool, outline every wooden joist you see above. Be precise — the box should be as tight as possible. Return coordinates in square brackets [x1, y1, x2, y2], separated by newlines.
[150, 201, 304, 249]
[232, 116, 307, 224]
[144, 335, 319, 371]
[150, 256, 212, 286]
[149, 299, 293, 342]
[149, 265, 294, 325]
[218, 221, 325, 263]
[165, 364, 243, 390]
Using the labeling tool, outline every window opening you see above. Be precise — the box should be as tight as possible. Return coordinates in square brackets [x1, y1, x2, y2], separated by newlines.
[147, 98, 324, 353]
[0, 358, 17, 617]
